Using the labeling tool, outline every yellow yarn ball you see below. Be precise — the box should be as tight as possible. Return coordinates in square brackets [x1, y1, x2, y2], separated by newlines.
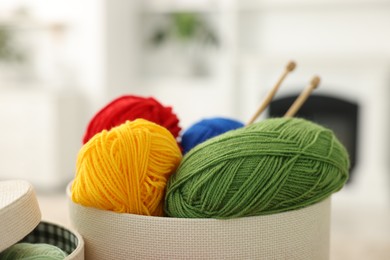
[71, 119, 182, 216]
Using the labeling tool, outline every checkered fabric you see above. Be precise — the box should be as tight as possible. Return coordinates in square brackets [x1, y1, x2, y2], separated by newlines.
[21, 222, 78, 254]
[21, 221, 79, 256]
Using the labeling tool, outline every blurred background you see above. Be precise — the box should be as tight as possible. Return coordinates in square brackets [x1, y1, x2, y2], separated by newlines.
[0, 0, 389, 258]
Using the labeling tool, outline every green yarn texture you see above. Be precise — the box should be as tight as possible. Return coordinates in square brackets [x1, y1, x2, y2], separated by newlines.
[165, 117, 350, 219]
[0, 243, 68, 260]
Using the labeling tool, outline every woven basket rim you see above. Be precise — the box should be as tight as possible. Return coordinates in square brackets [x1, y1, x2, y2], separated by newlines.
[66, 180, 329, 222]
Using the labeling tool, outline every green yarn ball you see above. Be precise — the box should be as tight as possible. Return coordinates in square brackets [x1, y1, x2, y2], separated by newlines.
[165, 117, 350, 219]
[0, 243, 68, 260]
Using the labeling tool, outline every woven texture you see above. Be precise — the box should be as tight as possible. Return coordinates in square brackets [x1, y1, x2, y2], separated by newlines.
[21, 221, 84, 260]
[68, 193, 331, 260]
[0, 180, 41, 252]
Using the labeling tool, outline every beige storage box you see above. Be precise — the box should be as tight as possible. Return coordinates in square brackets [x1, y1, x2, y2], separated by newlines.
[0, 180, 84, 260]
[67, 184, 331, 260]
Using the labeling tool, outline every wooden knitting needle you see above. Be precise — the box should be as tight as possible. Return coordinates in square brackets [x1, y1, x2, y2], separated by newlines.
[246, 60, 296, 125]
[284, 76, 320, 117]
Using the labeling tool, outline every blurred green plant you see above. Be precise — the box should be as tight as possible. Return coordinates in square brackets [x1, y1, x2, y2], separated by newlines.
[0, 27, 25, 63]
[149, 12, 219, 48]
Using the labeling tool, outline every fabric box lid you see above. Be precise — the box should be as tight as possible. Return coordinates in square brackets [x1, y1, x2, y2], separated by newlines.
[0, 179, 85, 259]
[0, 180, 41, 252]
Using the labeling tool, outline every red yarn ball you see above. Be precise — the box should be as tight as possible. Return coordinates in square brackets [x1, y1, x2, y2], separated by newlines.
[83, 95, 181, 144]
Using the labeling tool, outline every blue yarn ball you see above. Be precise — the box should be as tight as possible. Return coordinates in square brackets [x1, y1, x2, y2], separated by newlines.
[181, 117, 244, 154]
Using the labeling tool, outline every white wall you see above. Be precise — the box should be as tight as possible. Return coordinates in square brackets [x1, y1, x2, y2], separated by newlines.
[1, 0, 390, 194]
[0, 1, 103, 189]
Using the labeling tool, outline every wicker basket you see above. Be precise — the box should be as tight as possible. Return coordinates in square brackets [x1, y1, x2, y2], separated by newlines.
[67, 183, 331, 260]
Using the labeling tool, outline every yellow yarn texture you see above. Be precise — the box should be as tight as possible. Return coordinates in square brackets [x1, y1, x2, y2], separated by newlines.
[72, 119, 182, 216]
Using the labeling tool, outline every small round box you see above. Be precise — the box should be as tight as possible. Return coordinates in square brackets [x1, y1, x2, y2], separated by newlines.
[67, 183, 331, 260]
[0, 180, 84, 259]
